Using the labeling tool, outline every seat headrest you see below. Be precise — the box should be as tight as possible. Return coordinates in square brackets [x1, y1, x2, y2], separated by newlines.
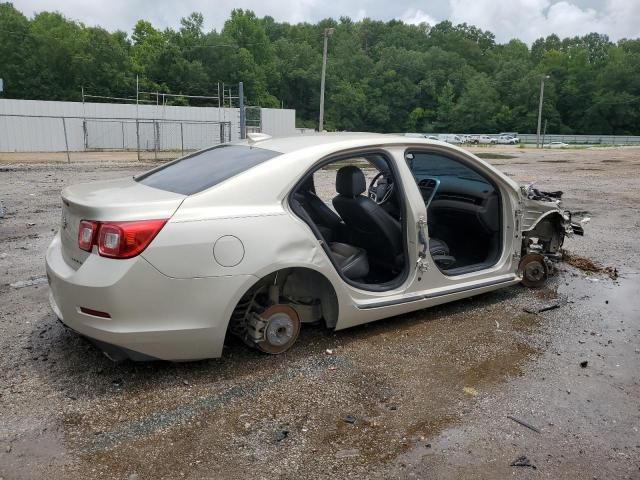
[336, 166, 366, 197]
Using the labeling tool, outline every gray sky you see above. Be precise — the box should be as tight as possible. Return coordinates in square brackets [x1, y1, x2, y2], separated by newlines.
[12, 0, 640, 43]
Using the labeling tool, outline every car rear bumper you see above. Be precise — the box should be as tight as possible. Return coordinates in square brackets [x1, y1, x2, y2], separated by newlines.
[46, 233, 256, 361]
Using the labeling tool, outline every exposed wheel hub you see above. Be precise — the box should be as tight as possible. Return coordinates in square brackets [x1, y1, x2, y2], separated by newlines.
[519, 253, 548, 288]
[256, 304, 300, 354]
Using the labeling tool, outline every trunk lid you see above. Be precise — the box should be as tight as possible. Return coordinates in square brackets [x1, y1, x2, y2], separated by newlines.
[59, 177, 185, 269]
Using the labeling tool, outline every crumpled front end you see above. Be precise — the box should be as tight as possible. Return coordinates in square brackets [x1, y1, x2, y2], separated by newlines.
[519, 184, 586, 259]
[515, 184, 587, 287]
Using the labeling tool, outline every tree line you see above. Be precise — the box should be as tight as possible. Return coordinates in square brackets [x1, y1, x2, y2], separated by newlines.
[1, 3, 639, 134]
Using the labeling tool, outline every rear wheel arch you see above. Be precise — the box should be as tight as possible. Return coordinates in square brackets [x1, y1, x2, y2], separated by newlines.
[228, 267, 340, 341]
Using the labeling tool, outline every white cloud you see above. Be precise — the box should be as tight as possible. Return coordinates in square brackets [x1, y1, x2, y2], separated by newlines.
[449, 0, 640, 43]
[401, 8, 438, 25]
[11, 0, 640, 42]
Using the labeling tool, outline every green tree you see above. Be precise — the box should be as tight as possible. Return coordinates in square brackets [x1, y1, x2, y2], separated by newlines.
[0, 4, 638, 135]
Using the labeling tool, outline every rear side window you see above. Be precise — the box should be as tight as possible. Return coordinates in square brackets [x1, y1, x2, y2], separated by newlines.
[136, 145, 280, 195]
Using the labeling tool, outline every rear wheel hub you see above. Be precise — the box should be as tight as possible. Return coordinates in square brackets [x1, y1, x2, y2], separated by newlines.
[256, 305, 300, 354]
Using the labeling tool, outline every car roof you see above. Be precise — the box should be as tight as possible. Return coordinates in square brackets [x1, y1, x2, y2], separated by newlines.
[235, 132, 418, 154]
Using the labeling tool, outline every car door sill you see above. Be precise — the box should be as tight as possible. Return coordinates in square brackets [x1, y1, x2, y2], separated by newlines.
[356, 276, 518, 310]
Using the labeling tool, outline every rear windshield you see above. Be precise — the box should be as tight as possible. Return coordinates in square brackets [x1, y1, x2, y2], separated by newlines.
[136, 144, 280, 195]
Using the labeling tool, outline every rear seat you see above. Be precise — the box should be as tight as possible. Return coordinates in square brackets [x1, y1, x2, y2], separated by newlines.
[329, 242, 369, 281]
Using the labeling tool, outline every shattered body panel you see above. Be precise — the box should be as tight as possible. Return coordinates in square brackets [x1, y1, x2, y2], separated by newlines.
[520, 184, 585, 258]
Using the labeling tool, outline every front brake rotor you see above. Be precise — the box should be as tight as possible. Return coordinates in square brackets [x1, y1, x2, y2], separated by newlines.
[519, 253, 548, 288]
[256, 304, 301, 355]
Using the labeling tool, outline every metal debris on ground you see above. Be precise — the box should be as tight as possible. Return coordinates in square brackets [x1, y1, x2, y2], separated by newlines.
[510, 455, 536, 469]
[275, 430, 289, 442]
[507, 415, 541, 433]
[523, 301, 564, 314]
[343, 415, 356, 424]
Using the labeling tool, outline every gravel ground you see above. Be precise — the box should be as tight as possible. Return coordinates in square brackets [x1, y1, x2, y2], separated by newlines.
[0, 146, 639, 479]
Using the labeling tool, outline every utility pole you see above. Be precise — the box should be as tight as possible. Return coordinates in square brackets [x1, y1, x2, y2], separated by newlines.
[318, 27, 334, 132]
[536, 74, 550, 149]
[136, 75, 140, 161]
[239, 81, 246, 139]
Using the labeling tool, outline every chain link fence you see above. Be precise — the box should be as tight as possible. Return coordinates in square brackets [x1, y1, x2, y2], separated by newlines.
[83, 118, 233, 160]
[0, 113, 233, 162]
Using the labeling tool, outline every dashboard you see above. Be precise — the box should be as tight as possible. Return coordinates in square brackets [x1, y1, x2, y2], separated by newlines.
[418, 175, 500, 234]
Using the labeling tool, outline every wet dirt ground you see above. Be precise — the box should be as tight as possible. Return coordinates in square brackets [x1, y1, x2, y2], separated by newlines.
[1, 146, 639, 479]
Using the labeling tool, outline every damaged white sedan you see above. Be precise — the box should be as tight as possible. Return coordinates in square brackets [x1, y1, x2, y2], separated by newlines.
[46, 133, 583, 361]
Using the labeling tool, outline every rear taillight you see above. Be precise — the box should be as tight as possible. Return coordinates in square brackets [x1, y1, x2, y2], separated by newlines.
[78, 220, 99, 252]
[78, 219, 167, 259]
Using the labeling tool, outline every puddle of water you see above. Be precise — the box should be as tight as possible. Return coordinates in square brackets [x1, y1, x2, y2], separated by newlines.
[463, 342, 537, 385]
[560, 272, 640, 318]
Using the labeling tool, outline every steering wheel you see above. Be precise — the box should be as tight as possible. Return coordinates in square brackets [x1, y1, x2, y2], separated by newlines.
[368, 172, 395, 205]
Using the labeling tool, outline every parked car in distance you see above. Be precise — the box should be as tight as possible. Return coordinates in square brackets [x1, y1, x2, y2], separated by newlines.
[46, 133, 584, 361]
[438, 134, 464, 144]
[497, 135, 519, 145]
[546, 141, 569, 148]
[470, 135, 497, 145]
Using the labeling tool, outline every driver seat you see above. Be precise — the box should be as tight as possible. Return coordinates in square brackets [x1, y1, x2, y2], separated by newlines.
[332, 166, 404, 269]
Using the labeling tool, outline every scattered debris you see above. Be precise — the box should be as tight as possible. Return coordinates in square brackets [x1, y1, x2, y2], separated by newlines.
[9, 276, 47, 289]
[325, 349, 334, 355]
[0, 200, 4, 218]
[463, 386, 478, 396]
[343, 415, 356, 424]
[507, 415, 541, 434]
[523, 301, 563, 314]
[580, 361, 589, 368]
[510, 455, 536, 469]
[334, 448, 360, 459]
[562, 249, 618, 279]
[275, 430, 289, 442]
